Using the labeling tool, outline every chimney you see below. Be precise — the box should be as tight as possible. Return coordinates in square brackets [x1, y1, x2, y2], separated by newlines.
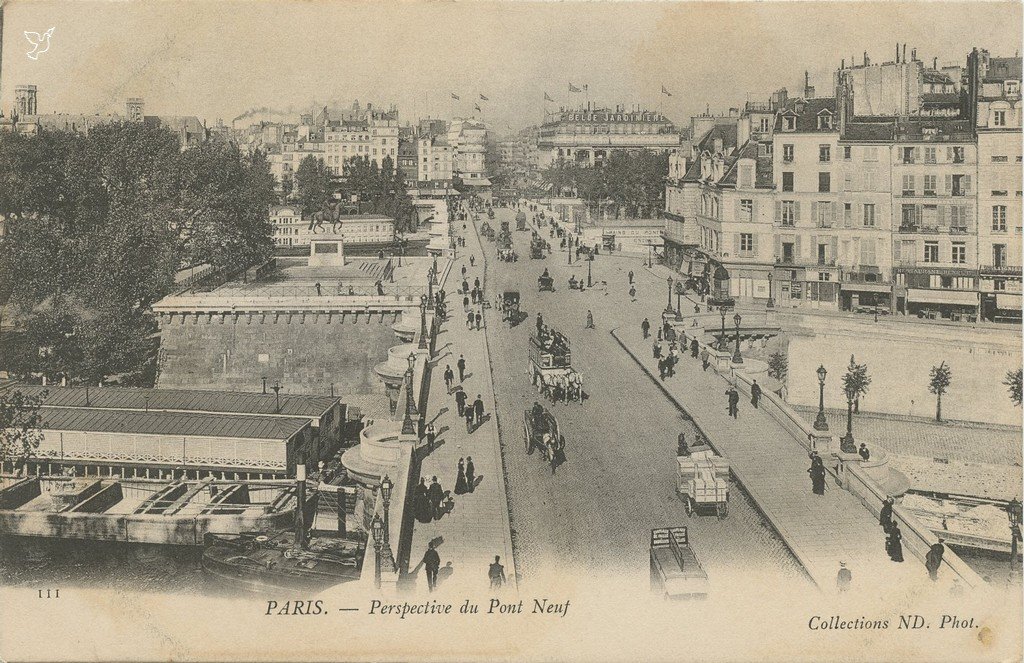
[903, 43, 907, 63]
[895, 43, 899, 63]
[911, 48, 917, 62]
[865, 52, 870, 66]
[933, 57, 938, 70]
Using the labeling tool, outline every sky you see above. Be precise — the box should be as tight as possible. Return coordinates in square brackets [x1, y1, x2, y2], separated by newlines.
[1, 1, 1021, 135]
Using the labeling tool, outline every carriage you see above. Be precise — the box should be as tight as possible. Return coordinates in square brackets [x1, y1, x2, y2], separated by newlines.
[530, 238, 546, 259]
[515, 211, 528, 231]
[528, 329, 583, 403]
[500, 290, 521, 327]
[676, 448, 730, 518]
[523, 405, 565, 465]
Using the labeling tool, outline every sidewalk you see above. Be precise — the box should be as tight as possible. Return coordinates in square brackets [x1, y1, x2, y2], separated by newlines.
[404, 207, 518, 595]
[612, 323, 933, 593]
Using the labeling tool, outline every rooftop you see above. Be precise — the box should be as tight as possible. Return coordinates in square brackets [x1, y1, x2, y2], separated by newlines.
[36, 406, 310, 440]
[775, 97, 837, 133]
[1, 385, 341, 418]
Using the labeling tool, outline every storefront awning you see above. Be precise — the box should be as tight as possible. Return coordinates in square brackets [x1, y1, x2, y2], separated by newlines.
[996, 293, 1023, 310]
[841, 282, 892, 294]
[907, 288, 978, 306]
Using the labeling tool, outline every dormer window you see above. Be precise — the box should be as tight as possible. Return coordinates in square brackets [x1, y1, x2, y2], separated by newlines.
[783, 116, 797, 132]
[1006, 80, 1020, 95]
[817, 111, 833, 130]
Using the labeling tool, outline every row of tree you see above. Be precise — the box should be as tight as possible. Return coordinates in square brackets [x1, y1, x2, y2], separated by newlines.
[541, 150, 668, 219]
[0, 123, 276, 386]
[292, 154, 416, 234]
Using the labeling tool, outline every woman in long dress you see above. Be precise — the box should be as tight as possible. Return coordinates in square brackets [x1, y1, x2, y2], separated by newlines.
[415, 478, 432, 523]
[454, 458, 468, 495]
[809, 457, 826, 495]
[887, 523, 905, 562]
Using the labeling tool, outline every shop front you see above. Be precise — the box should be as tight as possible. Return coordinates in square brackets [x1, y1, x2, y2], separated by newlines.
[906, 288, 980, 321]
[981, 291, 1023, 323]
[840, 281, 894, 312]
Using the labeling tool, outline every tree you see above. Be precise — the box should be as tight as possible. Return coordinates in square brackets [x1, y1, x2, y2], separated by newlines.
[767, 351, 788, 384]
[1005, 368, 1023, 408]
[840, 355, 871, 452]
[294, 154, 332, 217]
[929, 362, 953, 422]
[0, 389, 47, 475]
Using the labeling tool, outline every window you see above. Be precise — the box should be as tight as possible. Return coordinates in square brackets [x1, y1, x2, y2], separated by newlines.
[860, 239, 877, 266]
[818, 172, 831, 193]
[993, 205, 1007, 231]
[843, 146, 852, 160]
[922, 205, 938, 229]
[816, 202, 832, 227]
[781, 201, 796, 226]
[994, 244, 1007, 267]
[951, 174, 968, 196]
[782, 242, 794, 263]
[759, 117, 771, 132]
[901, 204, 918, 229]
[993, 110, 1006, 127]
[902, 174, 915, 196]
[924, 241, 939, 263]
[740, 199, 753, 220]
[844, 202, 852, 226]
[863, 204, 876, 227]
[994, 279, 1007, 291]
[863, 170, 875, 191]
[818, 272, 831, 281]
[817, 114, 833, 130]
[819, 145, 831, 162]
[740, 233, 754, 253]
[924, 147, 937, 164]
[924, 175, 937, 196]
[952, 242, 966, 264]
[782, 172, 794, 191]
[783, 144, 794, 162]
[950, 146, 965, 163]
[783, 116, 796, 131]
[902, 147, 915, 164]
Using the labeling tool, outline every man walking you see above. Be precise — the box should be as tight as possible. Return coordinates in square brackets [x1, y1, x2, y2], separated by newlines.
[641, 317, 650, 339]
[836, 562, 851, 593]
[726, 386, 740, 418]
[422, 541, 441, 592]
[428, 477, 444, 521]
[628, 270, 634, 285]
[465, 456, 475, 492]
[465, 405, 476, 433]
[457, 355, 467, 382]
[690, 338, 699, 358]
[750, 380, 762, 408]
[473, 394, 485, 426]
[488, 555, 506, 590]
[700, 347, 710, 371]
[444, 365, 455, 393]
[585, 310, 595, 329]
[424, 423, 437, 452]
[454, 388, 467, 417]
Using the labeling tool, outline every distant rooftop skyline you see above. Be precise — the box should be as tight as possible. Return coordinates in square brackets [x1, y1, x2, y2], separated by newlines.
[0, 2, 1020, 134]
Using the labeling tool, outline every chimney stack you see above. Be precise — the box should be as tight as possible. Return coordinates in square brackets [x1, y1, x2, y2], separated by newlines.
[933, 57, 938, 70]
[865, 52, 870, 66]
[903, 43, 907, 63]
[896, 43, 900, 63]
[911, 48, 917, 61]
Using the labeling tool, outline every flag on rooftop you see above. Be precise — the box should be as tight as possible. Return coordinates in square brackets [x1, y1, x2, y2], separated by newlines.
[662, 85, 672, 97]
[451, 92, 460, 100]
[569, 83, 581, 93]
[480, 94, 489, 101]
[474, 103, 482, 112]
[544, 92, 554, 102]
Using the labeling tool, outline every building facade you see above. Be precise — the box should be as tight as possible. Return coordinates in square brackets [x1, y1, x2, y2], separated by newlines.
[537, 104, 681, 169]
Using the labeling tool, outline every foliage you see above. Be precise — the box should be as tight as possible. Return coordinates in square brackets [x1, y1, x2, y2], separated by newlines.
[295, 154, 332, 217]
[928, 361, 953, 421]
[1005, 368, 1023, 408]
[338, 155, 416, 233]
[540, 150, 668, 219]
[0, 123, 275, 385]
[841, 354, 871, 403]
[767, 351, 788, 384]
[0, 389, 47, 470]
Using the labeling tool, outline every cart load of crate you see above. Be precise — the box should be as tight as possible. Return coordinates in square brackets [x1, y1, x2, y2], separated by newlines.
[677, 448, 730, 518]
[649, 526, 709, 600]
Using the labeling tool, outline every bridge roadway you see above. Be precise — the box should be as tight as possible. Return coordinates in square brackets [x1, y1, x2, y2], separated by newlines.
[480, 207, 813, 598]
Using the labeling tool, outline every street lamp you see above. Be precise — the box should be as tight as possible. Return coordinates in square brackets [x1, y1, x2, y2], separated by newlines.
[767, 272, 775, 309]
[587, 252, 593, 288]
[271, 382, 282, 413]
[675, 281, 684, 320]
[261, 376, 267, 394]
[732, 313, 743, 364]
[418, 295, 428, 350]
[379, 474, 395, 568]
[814, 365, 829, 431]
[1007, 498, 1022, 571]
[402, 352, 418, 435]
[370, 513, 384, 589]
[841, 382, 857, 453]
[666, 277, 674, 314]
[719, 308, 727, 351]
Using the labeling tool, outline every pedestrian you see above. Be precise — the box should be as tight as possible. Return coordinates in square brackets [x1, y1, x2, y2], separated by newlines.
[414, 478, 432, 524]
[629, 285, 637, 301]
[462, 279, 469, 294]
[454, 388, 467, 417]
[677, 432, 689, 457]
[925, 540, 945, 580]
[536, 312, 544, 336]
[466, 456, 475, 492]
[628, 270, 634, 285]
[750, 380, 762, 408]
[474, 277, 480, 291]
[694, 303, 700, 314]
[809, 456, 826, 495]
[489, 555, 506, 589]
[461, 265, 467, 278]
[457, 354, 466, 382]
[455, 458, 469, 494]
[641, 317, 650, 339]
[465, 403, 475, 433]
[467, 310, 474, 329]
[858, 443, 871, 461]
[444, 365, 455, 393]
[657, 328, 663, 342]
[836, 562, 852, 593]
[585, 310, 595, 329]
[474, 394, 485, 425]
[653, 341, 662, 359]
[315, 282, 322, 296]
[700, 347, 710, 371]
[463, 294, 470, 311]
[475, 311, 483, 330]
[428, 476, 444, 520]
[690, 338, 699, 358]
[887, 523, 905, 562]
[879, 496, 894, 532]
[422, 541, 441, 592]
[658, 357, 667, 380]
[470, 255, 475, 267]
[726, 386, 740, 418]
[425, 423, 436, 452]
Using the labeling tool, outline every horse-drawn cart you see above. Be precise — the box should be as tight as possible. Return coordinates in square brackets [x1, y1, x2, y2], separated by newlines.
[523, 405, 566, 471]
[676, 448, 730, 518]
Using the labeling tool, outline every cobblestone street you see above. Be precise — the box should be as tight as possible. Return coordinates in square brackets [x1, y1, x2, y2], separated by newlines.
[480, 207, 810, 596]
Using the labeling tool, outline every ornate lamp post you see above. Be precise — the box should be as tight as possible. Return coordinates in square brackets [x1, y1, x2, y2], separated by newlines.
[271, 382, 282, 413]
[402, 352, 418, 435]
[261, 376, 268, 394]
[841, 382, 857, 453]
[418, 295, 428, 350]
[587, 252, 593, 288]
[379, 474, 395, 569]
[675, 281, 684, 320]
[427, 269, 434, 303]
[732, 313, 743, 364]
[767, 272, 775, 309]
[1007, 498, 1022, 571]
[370, 513, 384, 589]
[719, 308, 727, 351]
[666, 277, 674, 314]
[813, 365, 829, 431]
